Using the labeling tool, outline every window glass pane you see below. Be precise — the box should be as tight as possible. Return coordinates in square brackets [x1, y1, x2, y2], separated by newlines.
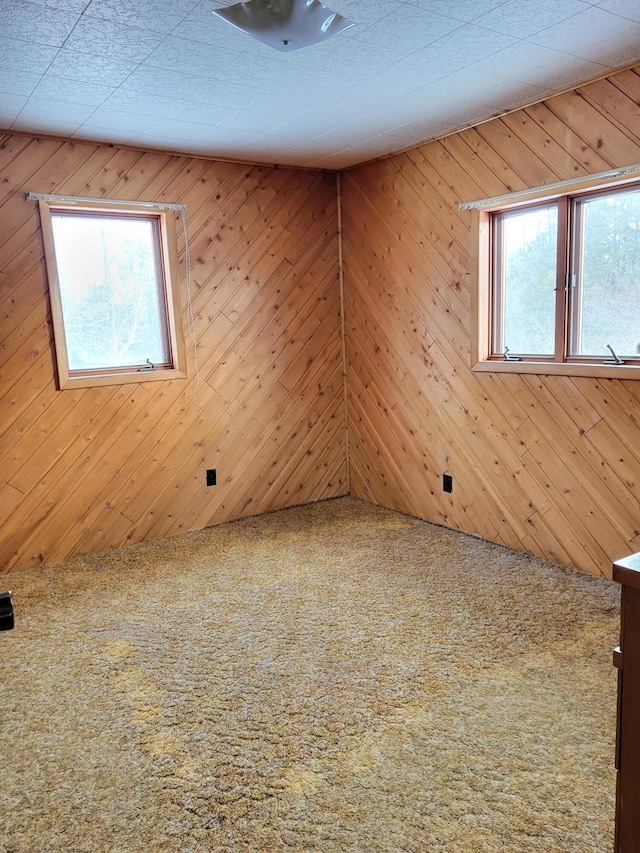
[50, 213, 170, 371]
[571, 188, 640, 358]
[497, 204, 558, 356]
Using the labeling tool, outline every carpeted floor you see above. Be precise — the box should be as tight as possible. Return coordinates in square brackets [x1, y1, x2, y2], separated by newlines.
[0, 497, 620, 852]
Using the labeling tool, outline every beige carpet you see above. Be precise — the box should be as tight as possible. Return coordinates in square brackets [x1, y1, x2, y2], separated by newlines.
[0, 497, 620, 852]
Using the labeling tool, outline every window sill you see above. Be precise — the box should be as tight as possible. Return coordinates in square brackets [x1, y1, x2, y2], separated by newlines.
[472, 360, 640, 380]
[60, 367, 187, 390]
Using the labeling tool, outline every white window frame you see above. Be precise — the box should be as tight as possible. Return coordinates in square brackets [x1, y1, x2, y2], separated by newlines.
[38, 198, 187, 390]
[469, 171, 640, 379]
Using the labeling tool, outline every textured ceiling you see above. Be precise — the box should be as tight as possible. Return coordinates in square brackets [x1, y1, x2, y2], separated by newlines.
[1, 0, 640, 169]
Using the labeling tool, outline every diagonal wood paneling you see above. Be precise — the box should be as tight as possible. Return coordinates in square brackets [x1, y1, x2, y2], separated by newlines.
[4, 65, 640, 580]
[0, 134, 347, 572]
[342, 64, 640, 580]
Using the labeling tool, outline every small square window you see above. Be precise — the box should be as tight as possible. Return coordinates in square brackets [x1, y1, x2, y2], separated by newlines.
[569, 188, 640, 360]
[38, 199, 186, 389]
[492, 202, 559, 358]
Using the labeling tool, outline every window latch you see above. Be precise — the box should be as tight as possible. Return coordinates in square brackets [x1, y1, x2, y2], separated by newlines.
[503, 347, 521, 362]
[139, 359, 155, 371]
[603, 344, 625, 365]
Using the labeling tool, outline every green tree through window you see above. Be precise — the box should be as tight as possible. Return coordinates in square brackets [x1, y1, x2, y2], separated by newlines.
[38, 198, 186, 389]
[490, 181, 640, 367]
[51, 214, 170, 371]
[574, 190, 640, 357]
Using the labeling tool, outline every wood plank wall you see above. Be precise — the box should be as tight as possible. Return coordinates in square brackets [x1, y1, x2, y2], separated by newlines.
[341, 65, 640, 580]
[0, 135, 346, 572]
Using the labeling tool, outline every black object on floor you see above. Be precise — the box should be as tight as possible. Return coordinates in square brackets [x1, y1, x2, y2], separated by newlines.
[0, 591, 14, 630]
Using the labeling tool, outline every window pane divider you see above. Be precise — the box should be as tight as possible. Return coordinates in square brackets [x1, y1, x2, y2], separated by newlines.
[554, 196, 570, 362]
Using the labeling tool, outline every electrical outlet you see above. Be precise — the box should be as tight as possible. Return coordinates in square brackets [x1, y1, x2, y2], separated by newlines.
[206, 469, 217, 487]
[443, 474, 453, 493]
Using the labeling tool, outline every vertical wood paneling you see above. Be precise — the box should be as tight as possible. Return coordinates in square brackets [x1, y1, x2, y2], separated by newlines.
[0, 135, 346, 572]
[342, 65, 640, 579]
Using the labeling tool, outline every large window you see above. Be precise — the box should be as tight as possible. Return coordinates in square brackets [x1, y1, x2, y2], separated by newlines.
[38, 199, 186, 389]
[471, 178, 640, 377]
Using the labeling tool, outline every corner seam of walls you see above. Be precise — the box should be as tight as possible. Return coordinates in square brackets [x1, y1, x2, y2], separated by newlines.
[336, 171, 351, 493]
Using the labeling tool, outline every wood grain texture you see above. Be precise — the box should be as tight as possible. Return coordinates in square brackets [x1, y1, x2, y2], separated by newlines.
[3, 64, 640, 579]
[0, 135, 346, 572]
[341, 65, 640, 580]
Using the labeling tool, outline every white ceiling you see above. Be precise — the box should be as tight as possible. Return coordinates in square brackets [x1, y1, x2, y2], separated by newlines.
[1, 0, 640, 170]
